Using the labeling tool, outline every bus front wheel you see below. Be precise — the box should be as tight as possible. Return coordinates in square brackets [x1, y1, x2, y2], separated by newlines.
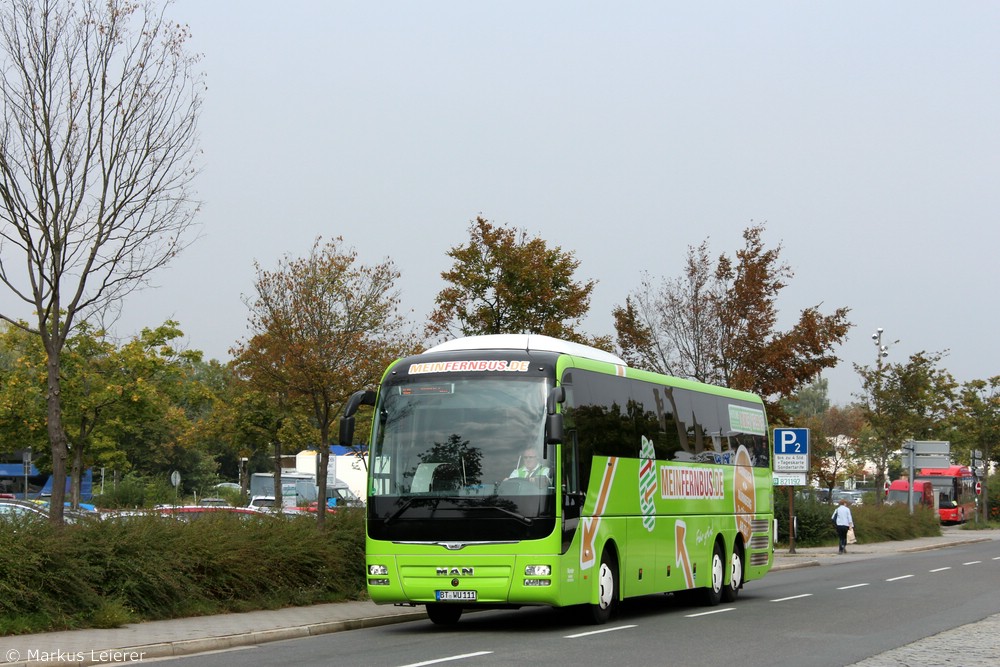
[587, 548, 619, 624]
[426, 603, 463, 626]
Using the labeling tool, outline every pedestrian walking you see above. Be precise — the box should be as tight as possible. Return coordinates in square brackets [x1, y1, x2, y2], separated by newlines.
[832, 498, 854, 554]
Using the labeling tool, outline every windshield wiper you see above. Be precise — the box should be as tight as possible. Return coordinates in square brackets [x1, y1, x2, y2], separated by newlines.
[383, 497, 532, 526]
[384, 496, 450, 525]
[463, 504, 533, 525]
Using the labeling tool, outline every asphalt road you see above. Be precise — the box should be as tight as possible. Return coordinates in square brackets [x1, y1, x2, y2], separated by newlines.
[155, 538, 1000, 667]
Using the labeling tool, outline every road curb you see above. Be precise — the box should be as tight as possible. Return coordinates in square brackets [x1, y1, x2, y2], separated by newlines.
[772, 559, 821, 571]
[899, 537, 991, 553]
[7, 612, 429, 667]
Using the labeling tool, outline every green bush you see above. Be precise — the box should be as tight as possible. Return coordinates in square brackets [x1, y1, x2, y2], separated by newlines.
[852, 503, 940, 542]
[987, 474, 1000, 523]
[90, 473, 177, 509]
[775, 495, 835, 546]
[776, 493, 940, 547]
[0, 509, 367, 636]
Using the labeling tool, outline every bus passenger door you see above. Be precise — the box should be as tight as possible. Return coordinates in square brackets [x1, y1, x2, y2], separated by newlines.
[561, 432, 582, 553]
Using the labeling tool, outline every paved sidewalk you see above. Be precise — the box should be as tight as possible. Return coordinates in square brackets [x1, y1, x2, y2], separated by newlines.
[2, 528, 998, 667]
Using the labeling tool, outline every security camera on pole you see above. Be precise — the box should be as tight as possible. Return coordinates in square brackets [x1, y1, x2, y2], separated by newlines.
[871, 328, 898, 496]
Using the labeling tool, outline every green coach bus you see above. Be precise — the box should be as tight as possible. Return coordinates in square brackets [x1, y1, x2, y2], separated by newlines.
[339, 334, 774, 625]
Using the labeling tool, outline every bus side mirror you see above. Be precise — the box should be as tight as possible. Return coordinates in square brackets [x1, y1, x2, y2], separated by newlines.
[545, 386, 565, 445]
[339, 389, 376, 447]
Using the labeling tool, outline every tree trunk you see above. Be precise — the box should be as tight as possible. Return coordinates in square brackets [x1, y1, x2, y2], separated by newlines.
[70, 443, 84, 509]
[272, 440, 283, 507]
[317, 420, 330, 528]
[46, 351, 67, 525]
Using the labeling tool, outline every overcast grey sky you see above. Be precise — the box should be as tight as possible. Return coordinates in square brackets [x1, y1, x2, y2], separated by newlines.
[12, 2, 1000, 407]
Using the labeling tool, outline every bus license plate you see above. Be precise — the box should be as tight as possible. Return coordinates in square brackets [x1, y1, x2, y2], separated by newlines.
[435, 590, 477, 601]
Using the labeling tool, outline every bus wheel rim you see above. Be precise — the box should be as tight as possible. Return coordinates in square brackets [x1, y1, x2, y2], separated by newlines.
[711, 551, 724, 593]
[730, 551, 742, 589]
[598, 562, 614, 608]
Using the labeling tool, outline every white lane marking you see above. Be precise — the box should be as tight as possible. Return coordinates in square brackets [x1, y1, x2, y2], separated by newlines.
[684, 607, 736, 618]
[837, 583, 870, 590]
[886, 575, 914, 582]
[993, 557, 1000, 561]
[963, 561, 982, 565]
[929, 567, 951, 573]
[771, 594, 813, 602]
[565, 624, 637, 639]
[399, 651, 493, 667]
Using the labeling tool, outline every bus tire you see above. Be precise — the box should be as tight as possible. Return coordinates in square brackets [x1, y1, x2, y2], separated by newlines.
[587, 548, 619, 624]
[700, 540, 725, 606]
[721, 542, 744, 603]
[426, 603, 463, 626]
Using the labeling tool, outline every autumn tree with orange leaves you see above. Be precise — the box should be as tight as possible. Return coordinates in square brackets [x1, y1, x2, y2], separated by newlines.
[426, 217, 598, 344]
[234, 237, 416, 526]
[613, 224, 851, 419]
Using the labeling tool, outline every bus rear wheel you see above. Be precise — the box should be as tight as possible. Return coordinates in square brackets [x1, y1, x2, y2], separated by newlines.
[586, 548, 619, 624]
[700, 541, 725, 606]
[721, 543, 743, 603]
[426, 603, 463, 626]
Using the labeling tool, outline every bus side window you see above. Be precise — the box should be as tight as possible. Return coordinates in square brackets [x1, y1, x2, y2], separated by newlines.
[635, 383, 683, 461]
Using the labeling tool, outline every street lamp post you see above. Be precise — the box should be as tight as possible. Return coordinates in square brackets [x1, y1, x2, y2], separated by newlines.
[871, 328, 899, 506]
[872, 327, 890, 367]
[22, 447, 31, 499]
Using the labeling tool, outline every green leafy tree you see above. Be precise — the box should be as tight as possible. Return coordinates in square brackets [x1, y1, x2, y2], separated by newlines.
[234, 237, 416, 526]
[426, 217, 598, 343]
[854, 350, 957, 504]
[104, 324, 212, 485]
[1, 319, 213, 504]
[191, 372, 295, 502]
[614, 224, 851, 419]
[0, 0, 202, 523]
[0, 322, 48, 457]
[948, 377, 1000, 521]
[812, 405, 867, 498]
[781, 377, 831, 421]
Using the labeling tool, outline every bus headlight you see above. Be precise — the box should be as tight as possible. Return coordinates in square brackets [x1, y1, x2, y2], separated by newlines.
[524, 565, 551, 576]
[368, 564, 389, 576]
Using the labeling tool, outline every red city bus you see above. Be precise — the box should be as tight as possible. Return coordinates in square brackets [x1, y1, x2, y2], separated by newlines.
[916, 466, 976, 524]
[885, 479, 936, 511]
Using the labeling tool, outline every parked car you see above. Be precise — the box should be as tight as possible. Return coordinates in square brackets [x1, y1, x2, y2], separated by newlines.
[198, 497, 230, 507]
[832, 489, 864, 505]
[155, 505, 265, 522]
[0, 499, 50, 519]
[212, 482, 242, 492]
[247, 495, 278, 509]
[0, 499, 96, 523]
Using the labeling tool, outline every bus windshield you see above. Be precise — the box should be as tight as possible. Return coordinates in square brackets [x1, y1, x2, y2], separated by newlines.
[370, 375, 551, 500]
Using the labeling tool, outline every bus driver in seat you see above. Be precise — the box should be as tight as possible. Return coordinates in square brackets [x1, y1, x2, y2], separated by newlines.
[509, 448, 551, 480]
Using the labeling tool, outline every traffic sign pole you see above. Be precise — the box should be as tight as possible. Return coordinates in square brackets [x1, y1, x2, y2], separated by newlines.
[772, 428, 810, 555]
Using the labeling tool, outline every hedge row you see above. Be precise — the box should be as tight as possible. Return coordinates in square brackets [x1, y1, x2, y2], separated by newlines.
[775, 494, 942, 547]
[0, 509, 366, 636]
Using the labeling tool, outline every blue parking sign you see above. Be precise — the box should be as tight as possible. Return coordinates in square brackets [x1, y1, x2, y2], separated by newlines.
[773, 428, 810, 474]
[774, 428, 809, 455]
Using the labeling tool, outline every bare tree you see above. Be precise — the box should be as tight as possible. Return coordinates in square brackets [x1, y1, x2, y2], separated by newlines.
[614, 224, 851, 419]
[0, 0, 202, 523]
